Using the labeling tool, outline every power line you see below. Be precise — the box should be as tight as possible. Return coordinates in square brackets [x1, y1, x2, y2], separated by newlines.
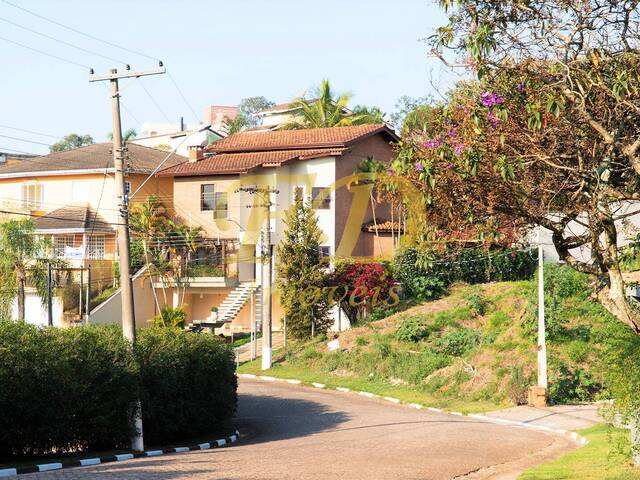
[0, 0, 160, 62]
[0, 146, 40, 155]
[167, 71, 200, 124]
[0, 34, 91, 70]
[0, 124, 62, 140]
[138, 79, 172, 123]
[0, 133, 52, 147]
[0, 16, 127, 66]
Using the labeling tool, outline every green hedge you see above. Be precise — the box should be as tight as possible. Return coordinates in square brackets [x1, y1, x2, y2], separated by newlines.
[395, 247, 537, 301]
[136, 328, 237, 444]
[0, 322, 237, 459]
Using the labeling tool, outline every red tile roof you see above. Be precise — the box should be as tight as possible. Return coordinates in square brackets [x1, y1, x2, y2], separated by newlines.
[159, 148, 347, 177]
[208, 124, 397, 153]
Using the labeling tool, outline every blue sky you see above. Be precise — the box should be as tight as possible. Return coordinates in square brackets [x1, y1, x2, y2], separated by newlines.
[1, 0, 450, 155]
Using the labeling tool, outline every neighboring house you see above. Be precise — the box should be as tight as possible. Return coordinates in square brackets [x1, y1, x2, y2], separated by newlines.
[202, 105, 240, 133]
[156, 123, 400, 333]
[0, 151, 36, 165]
[133, 118, 224, 156]
[0, 142, 185, 326]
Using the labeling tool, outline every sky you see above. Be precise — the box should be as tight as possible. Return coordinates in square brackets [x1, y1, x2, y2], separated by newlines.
[0, 0, 451, 155]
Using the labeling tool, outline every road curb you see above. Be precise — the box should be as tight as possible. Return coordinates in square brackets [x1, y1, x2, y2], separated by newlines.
[238, 373, 590, 447]
[0, 430, 240, 478]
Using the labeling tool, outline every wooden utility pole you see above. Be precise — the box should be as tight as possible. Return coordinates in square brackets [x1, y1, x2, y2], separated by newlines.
[90, 65, 165, 452]
[237, 185, 278, 370]
[46, 262, 53, 327]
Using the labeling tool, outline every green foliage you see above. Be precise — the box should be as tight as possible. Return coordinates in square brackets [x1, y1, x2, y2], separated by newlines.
[0, 323, 137, 457]
[135, 328, 237, 444]
[50, 133, 94, 153]
[238, 96, 275, 128]
[523, 264, 591, 340]
[549, 365, 603, 404]
[277, 197, 332, 339]
[464, 287, 490, 316]
[396, 316, 429, 342]
[435, 328, 481, 356]
[505, 365, 531, 405]
[394, 247, 536, 303]
[151, 306, 187, 328]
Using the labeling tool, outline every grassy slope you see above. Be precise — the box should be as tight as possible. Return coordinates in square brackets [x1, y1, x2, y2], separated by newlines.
[519, 425, 640, 480]
[240, 269, 616, 412]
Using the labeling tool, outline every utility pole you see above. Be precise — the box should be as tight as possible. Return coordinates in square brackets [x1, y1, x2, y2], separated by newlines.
[90, 65, 165, 452]
[46, 262, 53, 327]
[529, 229, 548, 407]
[85, 266, 91, 324]
[237, 185, 278, 370]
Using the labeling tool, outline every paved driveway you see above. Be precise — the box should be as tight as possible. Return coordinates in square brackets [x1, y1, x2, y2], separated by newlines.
[20, 380, 575, 479]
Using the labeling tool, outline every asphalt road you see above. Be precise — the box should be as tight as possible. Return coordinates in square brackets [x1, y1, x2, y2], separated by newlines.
[19, 380, 575, 479]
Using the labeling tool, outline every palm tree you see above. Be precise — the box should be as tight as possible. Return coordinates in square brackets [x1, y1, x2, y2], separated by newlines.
[282, 80, 383, 130]
[0, 218, 63, 321]
[106, 128, 137, 141]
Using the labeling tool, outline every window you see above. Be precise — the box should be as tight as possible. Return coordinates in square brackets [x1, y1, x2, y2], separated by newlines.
[213, 192, 228, 219]
[86, 235, 105, 260]
[201, 184, 215, 211]
[312, 187, 331, 209]
[319, 246, 331, 258]
[21, 183, 43, 210]
[294, 186, 304, 203]
[53, 235, 74, 259]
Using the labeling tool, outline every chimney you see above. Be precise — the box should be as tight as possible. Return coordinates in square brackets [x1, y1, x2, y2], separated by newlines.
[188, 145, 204, 163]
[180, 116, 185, 132]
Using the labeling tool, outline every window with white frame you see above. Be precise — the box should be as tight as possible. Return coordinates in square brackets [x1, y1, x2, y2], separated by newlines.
[86, 235, 105, 259]
[53, 235, 74, 258]
[311, 186, 331, 209]
[21, 183, 44, 210]
[213, 192, 228, 219]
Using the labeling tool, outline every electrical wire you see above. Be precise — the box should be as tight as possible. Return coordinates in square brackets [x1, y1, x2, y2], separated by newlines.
[0, 124, 62, 140]
[167, 71, 200, 124]
[0, 146, 40, 155]
[0, 133, 52, 147]
[138, 79, 172, 123]
[0, 34, 91, 70]
[0, 16, 127, 66]
[0, 0, 160, 62]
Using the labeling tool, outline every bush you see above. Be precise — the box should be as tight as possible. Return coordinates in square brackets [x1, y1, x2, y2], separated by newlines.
[395, 316, 430, 342]
[549, 364, 603, 403]
[0, 323, 137, 458]
[435, 328, 482, 356]
[0, 322, 237, 459]
[136, 328, 237, 444]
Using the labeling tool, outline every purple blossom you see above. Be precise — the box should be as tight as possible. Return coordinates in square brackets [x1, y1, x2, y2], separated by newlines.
[480, 91, 504, 107]
[415, 162, 424, 172]
[516, 83, 525, 93]
[447, 128, 458, 138]
[423, 136, 444, 149]
[447, 162, 456, 169]
[453, 143, 465, 156]
[486, 110, 499, 128]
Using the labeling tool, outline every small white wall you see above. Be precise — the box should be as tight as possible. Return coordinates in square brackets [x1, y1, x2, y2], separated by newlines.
[11, 289, 63, 327]
[89, 268, 157, 328]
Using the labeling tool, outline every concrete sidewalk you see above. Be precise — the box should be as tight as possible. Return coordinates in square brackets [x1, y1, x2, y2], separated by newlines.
[484, 404, 603, 431]
[235, 332, 284, 363]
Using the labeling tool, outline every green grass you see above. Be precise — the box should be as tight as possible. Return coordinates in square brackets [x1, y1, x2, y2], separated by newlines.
[238, 352, 500, 413]
[519, 425, 640, 480]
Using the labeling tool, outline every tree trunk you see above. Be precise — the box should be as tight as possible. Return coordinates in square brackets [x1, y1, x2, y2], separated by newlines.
[596, 268, 640, 333]
[631, 414, 640, 466]
[16, 271, 25, 321]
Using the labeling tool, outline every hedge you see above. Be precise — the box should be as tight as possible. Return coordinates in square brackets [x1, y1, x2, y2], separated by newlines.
[0, 322, 237, 459]
[395, 247, 537, 301]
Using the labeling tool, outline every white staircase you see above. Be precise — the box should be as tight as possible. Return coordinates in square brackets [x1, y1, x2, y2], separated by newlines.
[185, 282, 259, 332]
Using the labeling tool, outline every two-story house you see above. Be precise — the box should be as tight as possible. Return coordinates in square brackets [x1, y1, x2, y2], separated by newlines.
[0, 142, 185, 325]
[155, 123, 399, 333]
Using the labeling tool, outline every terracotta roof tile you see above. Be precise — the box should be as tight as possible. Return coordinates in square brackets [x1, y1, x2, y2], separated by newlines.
[0, 143, 186, 177]
[159, 148, 347, 177]
[208, 124, 397, 153]
[34, 203, 113, 232]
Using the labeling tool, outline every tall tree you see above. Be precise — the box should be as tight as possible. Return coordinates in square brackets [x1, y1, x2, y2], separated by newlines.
[283, 80, 382, 129]
[276, 197, 332, 338]
[0, 218, 62, 321]
[107, 129, 137, 141]
[397, 0, 640, 333]
[239, 96, 275, 128]
[50, 133, 94, 153]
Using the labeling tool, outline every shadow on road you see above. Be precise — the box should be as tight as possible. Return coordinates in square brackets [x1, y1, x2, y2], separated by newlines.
[234, 392, 351, 445]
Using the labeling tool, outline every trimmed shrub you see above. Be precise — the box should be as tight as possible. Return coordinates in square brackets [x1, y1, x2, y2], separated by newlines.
[136, 328, 237, 444]
[0, 323, 137, 458]
[0, 322, 237, 459]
